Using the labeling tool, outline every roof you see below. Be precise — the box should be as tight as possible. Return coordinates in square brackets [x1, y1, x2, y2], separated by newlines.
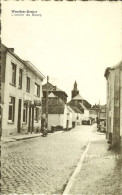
[79, 102, 87, 110]
[42, 98, 65, 114]
[70, 106, 82, 113]
[42, 82, 54, 90]
[42, 82, 68, 100]
[42, 82, 68, 97]
[1, 43, 45, 80]
[104, 61, 122, 78]
[73, 94, 83, 100]
[24, 61, 45, 80]
[42, 82, 62, 91]
[67, 106, 73, 113]
[48, 92, 57, 98]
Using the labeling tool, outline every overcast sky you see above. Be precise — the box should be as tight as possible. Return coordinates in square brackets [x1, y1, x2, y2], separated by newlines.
[2, 1, 122, 105]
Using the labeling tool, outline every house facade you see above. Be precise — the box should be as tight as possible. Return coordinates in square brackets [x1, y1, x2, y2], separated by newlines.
[42, 94, 72, 130]
[1, 44, 45, 136]
[104, 62, 122, 146]
[89, 108, 98, 122]
[42, 81, 73, 131]
[68, 106, 82, 127]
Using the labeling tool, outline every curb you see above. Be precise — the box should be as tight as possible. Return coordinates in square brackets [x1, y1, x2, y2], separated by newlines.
[62, 141, 91, 195]
[1, 131, 64, 144]
[1, 134, 42, 143]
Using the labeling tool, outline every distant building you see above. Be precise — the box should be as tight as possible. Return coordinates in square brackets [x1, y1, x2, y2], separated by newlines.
[42, 93, 72, 130]
[68, 82, 91, 122]
[89, 108, 98, 122]
[1, 44, 45, 136]
[99, 105, 106, 121]
[42, 82, 72, 130]
[104, 62, 122, 146]
[68, 106, 82, 127]
[42, 82, 68, 103]
[71, 81, 79, 99]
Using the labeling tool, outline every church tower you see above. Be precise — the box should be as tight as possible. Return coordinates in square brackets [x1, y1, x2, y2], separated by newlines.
[71, 81, 79, 99]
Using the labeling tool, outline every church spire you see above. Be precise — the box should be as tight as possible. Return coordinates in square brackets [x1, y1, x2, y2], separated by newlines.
[71, 81, 79, 99]
[74, 81, 77, 90]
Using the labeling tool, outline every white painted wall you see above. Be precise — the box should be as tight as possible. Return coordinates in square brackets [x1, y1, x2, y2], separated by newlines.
[48, 114, 61, 130]
[2, 52, 43, 136]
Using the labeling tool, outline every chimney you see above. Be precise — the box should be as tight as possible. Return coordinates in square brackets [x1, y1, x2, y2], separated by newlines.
[9, 48, 14, 52]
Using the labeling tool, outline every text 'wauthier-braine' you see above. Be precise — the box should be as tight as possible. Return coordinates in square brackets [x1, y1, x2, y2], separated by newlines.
[11, 10, 42, 17]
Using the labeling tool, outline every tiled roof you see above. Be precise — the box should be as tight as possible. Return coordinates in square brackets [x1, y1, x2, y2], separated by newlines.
[42, 82, 68, 97]
[73, 94, 83, 100]
[48, 92, 57, 98]
[79, 102, 87, 110]
[42, 98, 65, 114]
[42, 82, 54, 90]
[70, 106, 82, 113]
[67, 101, 84, 113]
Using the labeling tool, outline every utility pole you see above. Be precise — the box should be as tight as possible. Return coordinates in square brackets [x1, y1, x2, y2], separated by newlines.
[45, 76, 49, 129]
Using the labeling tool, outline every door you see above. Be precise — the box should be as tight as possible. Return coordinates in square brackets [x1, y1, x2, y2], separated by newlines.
[32, 106, 34, 133]
[17, 99, 22, 133]
[28, 106, 31, 132]
[66, 120, 69, 131]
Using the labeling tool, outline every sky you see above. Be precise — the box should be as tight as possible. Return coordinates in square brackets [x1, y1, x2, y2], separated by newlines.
[1, 1, 122, 105]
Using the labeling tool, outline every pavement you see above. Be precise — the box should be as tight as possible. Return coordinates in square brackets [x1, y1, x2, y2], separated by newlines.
[1, 125, 95, 194]
[1, 132, 42, 143]
[66, 137, 122, 195]
[2, 124, 121, 195]
[1, 131, 63, 143]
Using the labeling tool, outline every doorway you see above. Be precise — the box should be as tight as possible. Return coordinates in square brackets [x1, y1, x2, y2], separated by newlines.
[17, 99, 22, 133]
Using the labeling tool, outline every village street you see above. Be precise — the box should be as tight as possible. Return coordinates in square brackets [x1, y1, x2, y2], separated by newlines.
[1, 124, 104, 194]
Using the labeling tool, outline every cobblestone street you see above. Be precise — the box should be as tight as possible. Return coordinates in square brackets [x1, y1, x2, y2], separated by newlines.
[1, 124, 99, 194]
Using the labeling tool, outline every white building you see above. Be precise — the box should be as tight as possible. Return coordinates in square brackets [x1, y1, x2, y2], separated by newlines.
[104, 62, 122, 146]
[42, 93, 72, 131]
[1, 44, 45, 136]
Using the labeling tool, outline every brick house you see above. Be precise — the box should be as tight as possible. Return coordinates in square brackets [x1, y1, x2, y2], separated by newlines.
[104, 62, 122, 146]
[1, 44, 45, 136]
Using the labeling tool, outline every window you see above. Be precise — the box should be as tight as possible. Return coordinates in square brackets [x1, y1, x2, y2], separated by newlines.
[11, 63, 16, 85]
[8, 96, 15, 122]
[19, 68, 22, 89]
[26, 77, 30, 92]
[35, 107, 39, 122]
[23, 103, 27, 123]
[35, 83, 40, 97]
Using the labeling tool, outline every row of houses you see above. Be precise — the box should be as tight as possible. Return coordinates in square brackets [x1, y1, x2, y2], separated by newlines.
[1, 44, 99, 137]
[1, 44, 121, 147]
[42, 81, 93, 131]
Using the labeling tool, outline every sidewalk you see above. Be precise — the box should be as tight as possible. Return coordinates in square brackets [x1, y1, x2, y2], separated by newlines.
[1, 130, 64, 143]
[1, 133, 42, 143]
[68, 139, 122, 195]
